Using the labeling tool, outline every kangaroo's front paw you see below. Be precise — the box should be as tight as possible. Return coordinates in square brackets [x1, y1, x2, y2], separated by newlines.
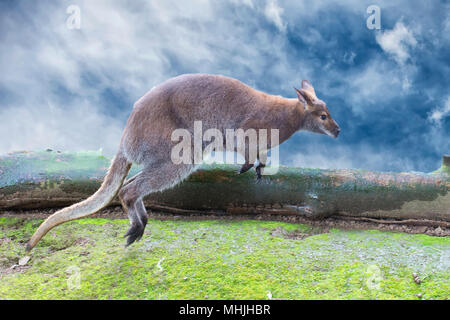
[238, 163, 254, 175]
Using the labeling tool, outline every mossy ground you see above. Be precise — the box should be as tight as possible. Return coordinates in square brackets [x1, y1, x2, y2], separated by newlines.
[0, 217, 449, 300]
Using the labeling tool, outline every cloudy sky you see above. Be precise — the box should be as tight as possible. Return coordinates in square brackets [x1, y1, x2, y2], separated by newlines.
[0, 0, 448, 172]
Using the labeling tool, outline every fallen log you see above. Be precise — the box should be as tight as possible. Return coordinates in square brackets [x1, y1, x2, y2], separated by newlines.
[0, 150, 449, 227]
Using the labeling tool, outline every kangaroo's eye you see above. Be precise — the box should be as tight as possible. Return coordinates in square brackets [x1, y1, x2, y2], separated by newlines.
[320, 115, 327, 120]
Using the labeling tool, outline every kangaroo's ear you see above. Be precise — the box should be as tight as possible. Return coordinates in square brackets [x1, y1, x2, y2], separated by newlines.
[294, 87, 309, 110]
[302, 79, 314, 91]
[301, 80, 317, 100]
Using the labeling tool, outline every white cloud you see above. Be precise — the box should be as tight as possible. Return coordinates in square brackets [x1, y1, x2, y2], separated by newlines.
[0, 0, 298, 155]
[428, 97, 450, 126]
[0, 101, 123, 154]
[343, 59, 403, 113]
[425, 97, 450, 161]
[229, 0, 254, 8]
[299, 28, 323, 45]
[376, 22, 417, 65]
[264, 0, 286, 32]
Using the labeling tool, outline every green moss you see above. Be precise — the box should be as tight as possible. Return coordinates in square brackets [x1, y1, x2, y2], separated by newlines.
[431, 163, 450, 175]
[0, 217, 448, 300]
[0, 150, 142, 188]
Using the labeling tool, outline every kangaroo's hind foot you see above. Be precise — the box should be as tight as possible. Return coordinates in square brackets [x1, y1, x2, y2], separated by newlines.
[121, 198, 148, 246]
[119, 161, 194, 246]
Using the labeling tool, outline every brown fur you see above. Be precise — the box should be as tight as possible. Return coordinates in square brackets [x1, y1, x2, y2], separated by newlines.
[27, 73, 340, 250]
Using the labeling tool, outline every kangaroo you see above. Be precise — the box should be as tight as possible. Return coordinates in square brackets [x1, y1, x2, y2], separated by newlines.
[26, 74, 340, 250]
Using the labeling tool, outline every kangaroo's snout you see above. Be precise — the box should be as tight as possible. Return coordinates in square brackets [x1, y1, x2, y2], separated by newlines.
[331, 120, 341, 138]
[333, 126, 341, 138]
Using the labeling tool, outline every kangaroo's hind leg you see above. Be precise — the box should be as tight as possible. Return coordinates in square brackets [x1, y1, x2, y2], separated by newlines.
[118, 172, 146, 244]
[119, 196, 148, 245]
[118, 161, 195, 246]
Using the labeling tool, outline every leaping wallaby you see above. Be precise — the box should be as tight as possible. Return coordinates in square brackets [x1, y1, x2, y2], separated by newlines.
[26, 73, 340, 250]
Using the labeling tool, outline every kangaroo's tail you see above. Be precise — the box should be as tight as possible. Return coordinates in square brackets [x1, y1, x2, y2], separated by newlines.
[26, 150, 132, 251]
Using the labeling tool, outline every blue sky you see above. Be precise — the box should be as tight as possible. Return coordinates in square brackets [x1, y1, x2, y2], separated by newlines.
[0, 0, 448, 172]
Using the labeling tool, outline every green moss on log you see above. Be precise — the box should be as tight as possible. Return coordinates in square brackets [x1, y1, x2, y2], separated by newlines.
[0, 151, 449, 222]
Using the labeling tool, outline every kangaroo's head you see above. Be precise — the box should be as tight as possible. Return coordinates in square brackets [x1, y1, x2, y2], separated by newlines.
[294, 80, 340, 138]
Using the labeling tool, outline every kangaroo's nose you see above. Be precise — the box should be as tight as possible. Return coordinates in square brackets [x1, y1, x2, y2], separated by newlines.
[334, 127, 341, 138]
